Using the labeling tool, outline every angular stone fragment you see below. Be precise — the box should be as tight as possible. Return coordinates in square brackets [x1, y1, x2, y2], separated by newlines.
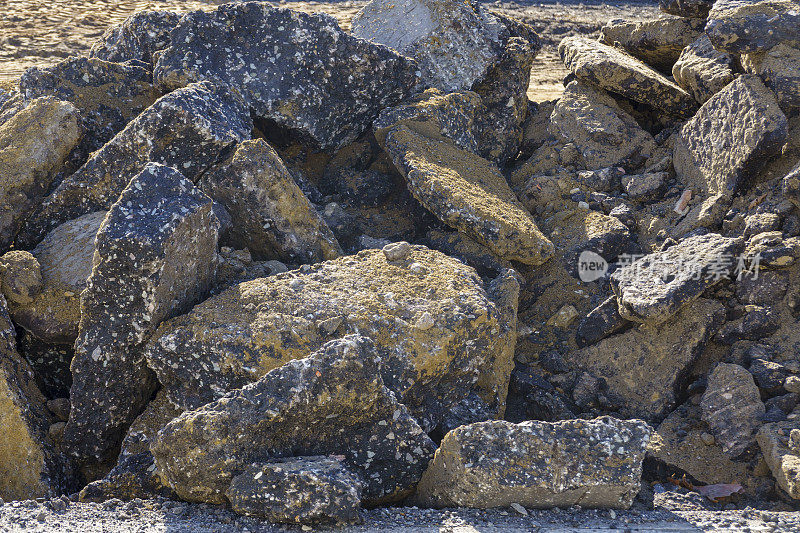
[757, 420, 800, 499]
[706, 0, 800, 54]
[90, 10, 181, 65]
[382, 125, 553, 265]
[672, 34, 735, 104]
[549, 81, 655, 170]
[575, 296, 629, 348]
[20, 57, 159, 151]
[19, 81, 251, 249]
[701, 363, 765, 458]
[673, 76, 787, 228]
[155, 2, 416, 150]
[611, 234, 743, 325]
[559, 36, 697, 118]
[0, 251, 41, 306]
[659, 0, 714, 18]
[566, 299, 724, 420]
[742, 44, 800, 114]
[415, 417, 652, 509]
[227, 458, 362, 525]
[145, 246, 514, 432]
[62, 163, 219, 462]
[0, 97, 81, 252]
[599, 17, 704, 72]
[152, 336, 437, 505]
[199, 139, 341, 263]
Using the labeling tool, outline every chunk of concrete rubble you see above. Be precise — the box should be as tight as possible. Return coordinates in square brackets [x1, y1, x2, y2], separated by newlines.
[0, 97, 81, 252]
[351, 0, 507, 93]
[415, 417, 652, 509]
[20, 81, 251, 249]
[144, 245, 516, 432]
[742, 44, 800, 114]
[622, 171, 668, 201]
[757, 420, 800, 499]
[575, 296, 629, 348]
[659, 0, 714, 18]
[90, 10, 182, 65]
[6, 212, 105, 344]
[19, 57, 159, 151]
[0, 251, 41, 306]
[599, 16, 704, 72]
[706, 0, 800, 54]
[155, 2, 417, 150]
[382, 125, 553, 265]
[701, 363, 766, 458]
[227, 458, 362, 525]
[151, 336, 437, 505]
[673, 76, 787, 229]
[199, 139, 341, 263]
[548, 81, 655, 170]
[611, 233, 743, 326]
[0, 295, 69, 500]
[558, 36, 697, 118]
[672, 34, 735, 104]
[62, 163, 219, 462]
[566, 299, 725, 420]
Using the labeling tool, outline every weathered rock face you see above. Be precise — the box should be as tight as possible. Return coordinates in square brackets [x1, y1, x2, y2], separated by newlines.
[611, 234, 744, 326]
[7, 212, 105, 344]
[351, 0, 506, 93]
[558, 36, 697, 118]
[62, 163, 219, 463]
[18, 81, 251, 249]
[382, 125, 553, 265]
[19, 57, 160, 151]
[599, 16, 704, 72]
[199, 139, 341, 263]
[548, 81, 655, 170]
[144, 245, 515, 432]
[701, 363, 766, 458]
[151, 336, 437, 505]
[742, 44, 800, 114]
[415, 417, 652, 509]
[673, 75, 787, 229]
[566, 299, 725, 420]
[0, 97, 81, 252]
[154, 2, 417, 150]
[659, 0, 714, 18]
[0, 251, 41, 306]
[89, 10, 181, 65]
[227, 458, 362, 525]
[672, 34, 735, 104]
[757, 420, 800, 499]
[706, 0, 800, 54]
[575, 296, 629, 348]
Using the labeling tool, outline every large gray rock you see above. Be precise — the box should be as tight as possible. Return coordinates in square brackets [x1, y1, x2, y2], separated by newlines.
[599, 16, 704, 72]
[151, 336, 437, 505]
[62, 163, 219, 462]
[659, 0, 714, 18]
[757, 420, 800, 499]
[199, 139, 341, 263]
[415, 417, 652, 509]
[611, 233, 744, 325]
[558, 36, 697, 118]
[673, 75, 787, 229]
[154, 2, 417, 150]
[19, 81, 251, 249]
[706, 0, 800, 54]
[742, 44, 800, 114]
[672, 34, 735, 104]
[90, 10, 181, 65]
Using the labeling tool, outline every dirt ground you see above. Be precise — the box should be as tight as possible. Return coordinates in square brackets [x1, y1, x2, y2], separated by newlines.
[0, 0, 661, 100]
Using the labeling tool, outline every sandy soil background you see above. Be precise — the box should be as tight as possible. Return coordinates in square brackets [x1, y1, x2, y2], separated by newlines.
[0, 0, 660, 100]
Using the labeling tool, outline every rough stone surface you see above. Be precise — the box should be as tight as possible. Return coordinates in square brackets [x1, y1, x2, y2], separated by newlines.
[0, 97, 81, 252]
[226, 458, 362, 525]
[559, 36, 697, 118]
[548, 80, 655, 170]
[673, 36, 735, 106]
[575, 296, 629, 348]
[599, 16, 704, 72]
[757, 420, 800, 499]
[415, 417, 652, 509]
[19, 81, 251, 249]
[0, 251, 42, 306]
[701, 363, 766, 458]
[566, 299, 725, 420]
[151, 336, 437, 505]
[659, 0, 714, 18]
[742, 44, 800, 114]
[90, 10, 182, 65]
[199, 139, 341, 263]
[706, 0, 800, 54]
[155, 2, 417, 150]
[62, 163, 219, 463]
[382, 125, 553, 265]
[611, 234, 744, 325]
[144, 246, 515, 433]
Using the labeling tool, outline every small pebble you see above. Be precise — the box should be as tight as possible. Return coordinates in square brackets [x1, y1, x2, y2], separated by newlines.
[701, 432, 715, 446]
